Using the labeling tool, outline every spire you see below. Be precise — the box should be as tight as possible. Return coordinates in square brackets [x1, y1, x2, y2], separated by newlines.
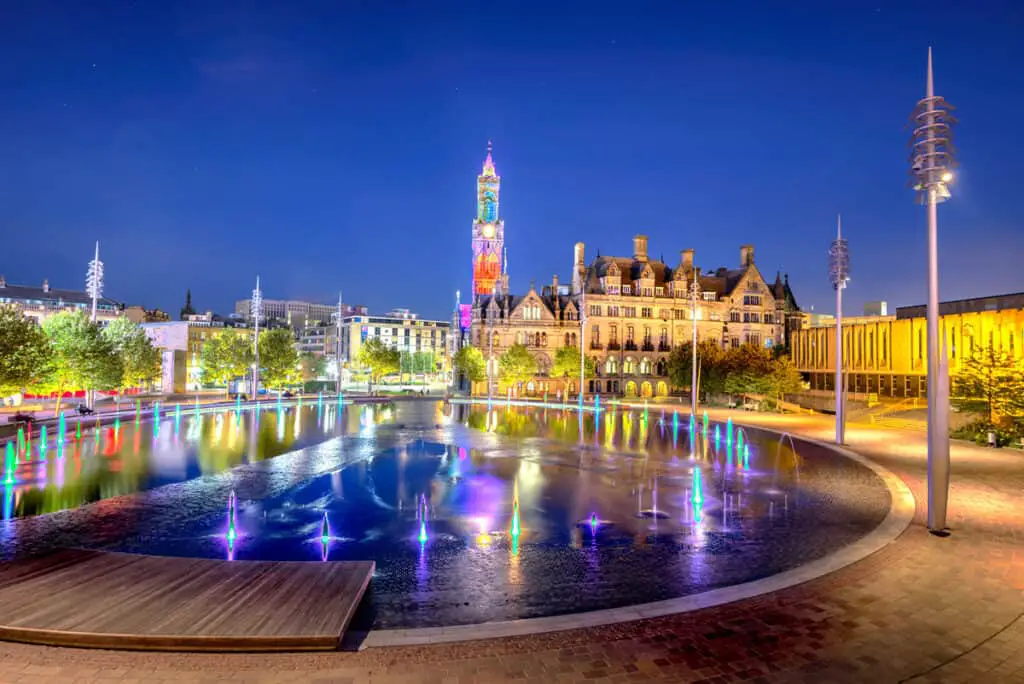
[927, 46, 934, 99]
[482, 140, 495, 176]
[502, 246, 508, 275]
[837, 213, 842, 240]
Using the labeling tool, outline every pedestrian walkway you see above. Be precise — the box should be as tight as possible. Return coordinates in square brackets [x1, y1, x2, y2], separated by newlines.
[1, 410, 1022, 682]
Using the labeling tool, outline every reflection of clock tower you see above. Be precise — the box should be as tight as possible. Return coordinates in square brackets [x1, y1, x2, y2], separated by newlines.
[472, 141, 504, 298]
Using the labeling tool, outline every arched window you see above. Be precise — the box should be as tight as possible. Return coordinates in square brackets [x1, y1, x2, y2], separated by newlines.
[492, 331, 500, 347]
[564, 333, 571, 346]
[516, 331, 524, 345]
[541, 332, 548, 346]
[605, 357, 618, 375]
[535, 332, 542, 347]
[639, 358, 651, 375]
[624, 357, 635, 374]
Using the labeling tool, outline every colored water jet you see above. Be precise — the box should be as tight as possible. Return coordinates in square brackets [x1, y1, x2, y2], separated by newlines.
[135, 399, 141, 424]
[418, 520, 428, 544]
[16, 427, 25, 453]
[320, 512, 330, 544]
[58, 412, 66, 445]
[75, 421, 82, 441]
[726, 417, 733, 444]
[702, 411, 709, 434]
[40, 425, 48, 450]
[692, 467, 704, 507]
[737, 428, 744, 452]
[510, 502, 521, 538]
[3, 442, 15, 485]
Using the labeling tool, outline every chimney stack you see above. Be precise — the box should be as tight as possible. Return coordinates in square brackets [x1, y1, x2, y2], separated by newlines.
[572, 242, 586, 294]
[681, 249, 694, 270]
[552, 274, 561, 316]
[42, 279, 49, 293]
[739, 244, 755, 267]
[633, 235, 649, 262]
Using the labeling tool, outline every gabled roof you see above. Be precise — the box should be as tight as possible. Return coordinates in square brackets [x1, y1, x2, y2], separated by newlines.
[0, 282, 120, 308]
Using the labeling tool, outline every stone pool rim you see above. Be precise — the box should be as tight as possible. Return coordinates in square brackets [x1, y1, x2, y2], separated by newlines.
[357, 420, 915, 649]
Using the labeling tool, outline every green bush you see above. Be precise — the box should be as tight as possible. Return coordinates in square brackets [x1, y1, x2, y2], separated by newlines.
[951, 419, 1023, 448]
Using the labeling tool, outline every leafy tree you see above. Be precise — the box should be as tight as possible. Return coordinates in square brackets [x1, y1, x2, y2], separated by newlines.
[41, 310, 122, 414]
[724, 371, 769, 397]
[551, 346, 595, 391]
[358, 338, 401, 389]
[200, 330, 254, 395]
[498, 344, 538, 387]
[667, 340, 725, 396]
[766, 355, 804, 404]
[453, 345, 486, 384]
[299, 352, 327, 383]
[259, 329, 300, 390]
[953, 344, 1024, 423]
[0, 307, 51, 398]
[102, 317, 161, 392]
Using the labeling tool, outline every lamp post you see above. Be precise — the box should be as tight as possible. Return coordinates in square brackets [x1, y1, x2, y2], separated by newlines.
[335, 291, 343, 395]
[828, 215, 850, 445]
[579, 283, 586, 411]
[85, 241, 104, 408]
[909, 47, 957, 534]
[487, 285, 495, 407]
[251, 276, 263, 398]
[689, 267, 700, 418]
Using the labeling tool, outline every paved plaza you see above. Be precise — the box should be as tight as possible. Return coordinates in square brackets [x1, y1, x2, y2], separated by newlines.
[0, 409, 1022, 683]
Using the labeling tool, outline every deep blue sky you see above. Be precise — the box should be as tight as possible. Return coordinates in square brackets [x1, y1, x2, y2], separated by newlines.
[1, 1, 1022, 320]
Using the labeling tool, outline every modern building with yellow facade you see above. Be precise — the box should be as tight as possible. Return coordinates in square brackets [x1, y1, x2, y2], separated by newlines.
[791, 292, 1024, 398]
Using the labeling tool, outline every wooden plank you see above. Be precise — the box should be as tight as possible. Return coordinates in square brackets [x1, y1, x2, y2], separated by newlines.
[0, 550, 374, 651]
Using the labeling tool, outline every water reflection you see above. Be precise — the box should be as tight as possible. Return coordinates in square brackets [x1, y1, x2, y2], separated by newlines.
[0, 402, 391, 518]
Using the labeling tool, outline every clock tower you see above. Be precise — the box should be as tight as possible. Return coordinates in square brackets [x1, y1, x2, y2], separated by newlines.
[472, 141, 504, 297]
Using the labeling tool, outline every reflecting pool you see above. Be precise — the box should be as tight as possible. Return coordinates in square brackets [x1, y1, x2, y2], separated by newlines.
[0, 400, 892, 630]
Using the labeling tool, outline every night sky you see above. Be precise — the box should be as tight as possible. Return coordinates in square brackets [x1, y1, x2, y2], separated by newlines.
[1, 1, 1021, 321]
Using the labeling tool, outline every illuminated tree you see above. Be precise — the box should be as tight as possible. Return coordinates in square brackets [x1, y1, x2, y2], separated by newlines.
[102, 317, 161, 392]
[299, 352, 327, 383]
[453, 345, 486, 385]
[953, 344, 1024, 424]
[358, 338, 401, 390]
[0, 307, 51, 398]
[200, 330, 253, 396]
[41, 310, 122, 414]
[258, 329, 301, 390]
[551, 346, 595, 392]
[498, 344, 537, 388]
[667, 340, 725, 396]
[765, 355, 805, 405]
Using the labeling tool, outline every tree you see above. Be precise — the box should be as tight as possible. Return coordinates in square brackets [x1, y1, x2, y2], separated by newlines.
[41, 310, 122, 414]
[259, 329, 301, 390]
[765, 355, 804, 405]
[200, 330, 253, 396]
[0, 307, 51, 398]
[667, 340, 726, 396]
[453, 345, 486, 385]
[299, 352, 327, 383]
[102, 317, 161, 392]
[953, 344, 1024, 423]
[551, 346, 595, 392]
[358, 338, 401, 390]
[498, 344, 538, 388]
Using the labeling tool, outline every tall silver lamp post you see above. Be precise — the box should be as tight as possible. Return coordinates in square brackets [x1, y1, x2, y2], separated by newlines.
[251, 276, 263, 398]
[828, 215, 850, 445]
[85, 241, 104, 408]
[579, 284, 586, 411]
[335, 291, 344, 395]
[689, 267, 700, 418]
[910, 47, 957, 534]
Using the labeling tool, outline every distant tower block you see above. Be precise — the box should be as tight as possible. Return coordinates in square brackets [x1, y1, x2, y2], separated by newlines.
[472, 141, 504, 297]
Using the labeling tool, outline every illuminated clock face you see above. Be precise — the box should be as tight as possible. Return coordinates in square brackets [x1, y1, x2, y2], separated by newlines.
[482, 223, 495, 238]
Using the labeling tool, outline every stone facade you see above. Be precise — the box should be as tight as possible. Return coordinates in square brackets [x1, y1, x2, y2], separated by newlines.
[469, 236, 801, 398]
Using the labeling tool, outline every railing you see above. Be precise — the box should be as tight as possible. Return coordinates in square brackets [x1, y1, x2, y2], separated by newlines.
[607, 341, 621, 351]
[641, 342, 655, 352]
[657, 342, 671, 352]
[624, 341, 637, 351]
[589, 341, 603, 350]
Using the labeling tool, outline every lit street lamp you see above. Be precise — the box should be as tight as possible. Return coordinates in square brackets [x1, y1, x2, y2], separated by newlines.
[251, 276, 263, 397]
[689, 266, 700, 418]
[828, 216, 850, 445]
[909, 47, 957, 534]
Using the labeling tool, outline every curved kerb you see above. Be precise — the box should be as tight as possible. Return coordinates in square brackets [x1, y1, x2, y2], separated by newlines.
[360, 423, 915, 648]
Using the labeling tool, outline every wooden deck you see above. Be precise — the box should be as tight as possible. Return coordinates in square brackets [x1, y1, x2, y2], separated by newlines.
[0, 549, 374, 652]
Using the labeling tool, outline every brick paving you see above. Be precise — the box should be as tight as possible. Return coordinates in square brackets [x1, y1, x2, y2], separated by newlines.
[0, 411, 1022, 683]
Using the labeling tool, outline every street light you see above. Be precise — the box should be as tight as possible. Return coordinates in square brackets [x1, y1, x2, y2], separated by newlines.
[828, 215, 850, 445]
[251, 276, 263, 397]
[689, 267, 700, 419]
[909, 47, 957, 534]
